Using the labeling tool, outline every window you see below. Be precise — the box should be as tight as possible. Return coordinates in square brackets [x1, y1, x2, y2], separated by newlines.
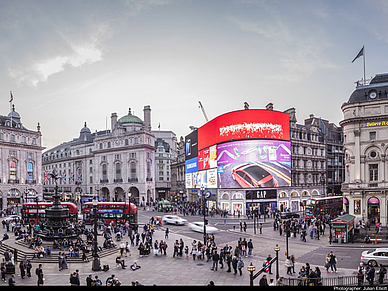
[130, 162, 136, 180]
[27, 162, 33, 181]
[102, 164, 108, 181]
[369, 164, 378, 181]
[115, 163, 122, 180]
[9, 160, 17, 182]
[370, 131, 377, 141]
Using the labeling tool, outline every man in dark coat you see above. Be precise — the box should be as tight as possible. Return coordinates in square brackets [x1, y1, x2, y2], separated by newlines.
[259, 275, 269, 286]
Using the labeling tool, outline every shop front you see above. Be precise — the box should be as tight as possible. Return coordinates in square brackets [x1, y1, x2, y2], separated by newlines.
[331, 214, 355, 244]
[246, 189, 277, 217]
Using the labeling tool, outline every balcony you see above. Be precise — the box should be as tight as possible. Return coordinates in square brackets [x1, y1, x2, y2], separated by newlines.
[114, 178, 123, 183]
[100, 179, 109, 183]
[128, 178, 138, 182]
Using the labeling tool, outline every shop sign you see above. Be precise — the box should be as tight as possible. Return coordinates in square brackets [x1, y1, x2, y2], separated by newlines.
[246, 189, 277, 200]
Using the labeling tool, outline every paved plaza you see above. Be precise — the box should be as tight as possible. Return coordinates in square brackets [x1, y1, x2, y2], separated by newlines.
[0, 210, 380, 286]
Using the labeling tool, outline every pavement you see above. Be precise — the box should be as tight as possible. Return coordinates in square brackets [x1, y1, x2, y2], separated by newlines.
[0, 210, 382, 286]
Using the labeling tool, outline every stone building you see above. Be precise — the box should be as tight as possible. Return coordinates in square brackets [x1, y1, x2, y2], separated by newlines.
[42, 106, 155, 205]
[0, 105, 45, 210]
[341, 73, 388, 225]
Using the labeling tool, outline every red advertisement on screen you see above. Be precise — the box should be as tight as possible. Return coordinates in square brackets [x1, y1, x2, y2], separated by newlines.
[198, 109, 290, 150]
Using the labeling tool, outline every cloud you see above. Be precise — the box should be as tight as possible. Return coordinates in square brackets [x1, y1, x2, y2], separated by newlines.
[3, 0, 172, 87]
[229, 14, 336, 82]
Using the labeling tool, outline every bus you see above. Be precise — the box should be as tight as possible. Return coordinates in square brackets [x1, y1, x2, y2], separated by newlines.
[305, 196, 343, 218]
[22, 202, 78, 224]
[82, 202, 138, 227]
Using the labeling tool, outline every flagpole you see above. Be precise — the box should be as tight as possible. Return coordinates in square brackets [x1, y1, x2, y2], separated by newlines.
[363, 45, 366, 84]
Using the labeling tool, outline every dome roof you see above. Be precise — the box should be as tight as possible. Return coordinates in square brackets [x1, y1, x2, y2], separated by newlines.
[80, 122, 91, 133]
[7, 105, 21, 121]
[348, 73, 388, 104]
[118, 108, 143, 125]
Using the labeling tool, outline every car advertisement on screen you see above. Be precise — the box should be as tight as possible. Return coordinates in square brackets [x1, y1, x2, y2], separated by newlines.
[217, 140, 291, 188]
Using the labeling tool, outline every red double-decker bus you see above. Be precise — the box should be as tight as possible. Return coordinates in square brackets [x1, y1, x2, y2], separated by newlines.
[22, 202, 78, 224]
[82, 202, 138, 227]
[305, 196, 343, 218]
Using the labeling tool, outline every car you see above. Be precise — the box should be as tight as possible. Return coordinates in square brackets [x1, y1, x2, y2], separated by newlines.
[2, 215, 21, 222]
[280, 212, 300, 219]
[361, 248, 388, 267]
[232, 163, 278, 188]
[161, 215, 187, 225]
[188, 222, 219, 234]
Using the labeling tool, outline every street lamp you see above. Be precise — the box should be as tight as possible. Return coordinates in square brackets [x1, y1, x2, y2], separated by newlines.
[274, 244, 280, 280]
[247, 262, 256, 286]
[200, 185, 207, 246]
[91, 198, 100, 271]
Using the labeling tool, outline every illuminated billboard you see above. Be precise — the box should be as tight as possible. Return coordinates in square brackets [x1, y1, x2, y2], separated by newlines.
[198, 109, 290, 151]
[217, 140, 291, 188]
[198, 145, 217, 171]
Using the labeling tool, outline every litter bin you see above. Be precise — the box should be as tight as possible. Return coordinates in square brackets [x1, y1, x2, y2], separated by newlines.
[6, 262, 15, 274]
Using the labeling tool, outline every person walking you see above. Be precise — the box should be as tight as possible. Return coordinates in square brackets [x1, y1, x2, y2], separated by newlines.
[237, 257, 244, 276]
[259, 274, 269, 286]
[367, 262, 375, 286]
[329, 251, 338, 273]
[378, 264, 387, 285]
[211, 250, 219, 271]
[35, 264, 44, 286]
[285, 256, 293, 275]
[325, 253, 331, 273]
[247, 239, 253, 257]
[232, 256, 238, 275]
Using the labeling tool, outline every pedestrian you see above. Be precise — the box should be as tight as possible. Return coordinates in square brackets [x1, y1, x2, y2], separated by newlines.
[165, 228, 169, 239]
[226, 252, 232, 273]
[325, 253, 331, 273]
[259, 274, 269, 286]
[232, 256, 238, 275]
[35, 263, 44, 286]
[248, 239, 253, 257]
[19, 260, 26, 279]
[259, 223, 263, 234]
[285, 256, 293, 275]
[357, 263, 365, 286]
[8, 274, 16, 286]
[367, 263, 375, 285]
[237, 257, 244, 276]
[329, 251, 338, 273]
[379, 264, 387, 285]
[86, 274, 93, 286]
[211, 250, 219, 271]
[290, 254, 296, 273]
[1, 262, 6, 283]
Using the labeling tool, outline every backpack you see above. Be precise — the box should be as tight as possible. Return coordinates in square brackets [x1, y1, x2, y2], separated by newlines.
[106, 278, 114, 286]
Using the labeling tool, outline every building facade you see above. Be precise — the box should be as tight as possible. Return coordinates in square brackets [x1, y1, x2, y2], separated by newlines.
[341, 73, 388, 226]
[42, 106, 155, 205]
[152, 130, 177, 200]
[0, 105, 45, 210]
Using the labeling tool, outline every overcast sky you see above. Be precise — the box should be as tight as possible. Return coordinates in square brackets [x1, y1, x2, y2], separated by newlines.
[1, 0, 388, 150]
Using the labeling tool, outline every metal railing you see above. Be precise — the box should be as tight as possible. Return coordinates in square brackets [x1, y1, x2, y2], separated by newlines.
[283, 273, 388, 286]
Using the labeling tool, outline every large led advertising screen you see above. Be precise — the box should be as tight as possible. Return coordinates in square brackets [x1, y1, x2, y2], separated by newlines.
[217, 139, 291, 189]
[198, 109, 290, 151]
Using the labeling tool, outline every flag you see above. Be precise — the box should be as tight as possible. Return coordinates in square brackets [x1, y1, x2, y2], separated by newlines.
[62, 172, 66, 184]
[70, 172, 74, 184]
[351, 46, 364, 63]
[158, 122, 161, 129]
[9, 91, 13, 103]
[44, 171, 48, 184]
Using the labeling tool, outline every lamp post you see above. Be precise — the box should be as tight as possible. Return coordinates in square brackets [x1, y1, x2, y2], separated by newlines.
[92, 198, 100, 271]
[274, 244, 280, 280]
[200, 185, 207, 246]
[247, 262, 256, 286]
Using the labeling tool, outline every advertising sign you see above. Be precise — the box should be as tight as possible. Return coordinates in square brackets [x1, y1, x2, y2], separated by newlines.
[198, 109, 290, 150]
[217, 140, 291, 189]
[185, 157, 198, 173]
[185, 130, 198, 160]
[198, 145, 217, 171]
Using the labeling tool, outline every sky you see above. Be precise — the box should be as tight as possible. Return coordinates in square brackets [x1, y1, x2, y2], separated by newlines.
[1, 0, 388, 150]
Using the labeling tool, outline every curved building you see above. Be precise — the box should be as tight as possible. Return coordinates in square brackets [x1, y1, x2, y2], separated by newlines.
[341, 73, 388, 225]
